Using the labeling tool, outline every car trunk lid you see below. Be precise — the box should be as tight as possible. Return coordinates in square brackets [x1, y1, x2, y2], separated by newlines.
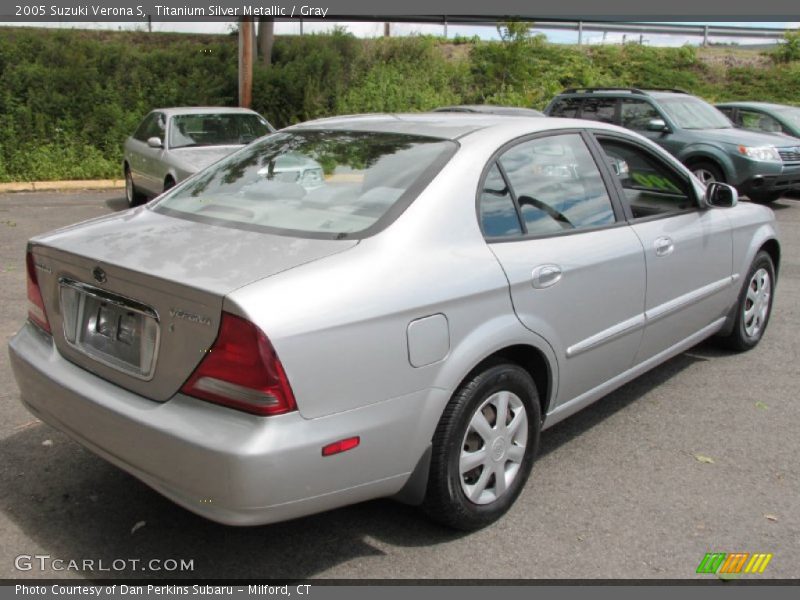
[29, 206, 357, 401]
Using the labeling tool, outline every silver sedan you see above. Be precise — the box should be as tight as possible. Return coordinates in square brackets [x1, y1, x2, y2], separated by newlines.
[123, 107, 274, 206]
[10, 114, 779, 530]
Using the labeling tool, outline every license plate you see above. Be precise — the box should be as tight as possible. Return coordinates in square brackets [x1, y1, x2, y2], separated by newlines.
[59, 279, 160, 379]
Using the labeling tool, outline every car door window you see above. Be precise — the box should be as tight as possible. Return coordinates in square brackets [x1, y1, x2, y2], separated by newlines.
[596, 137, 697, 219]
[497, 134, 616, 236]
[133, 113, 158, 142]
[620, 99, 661, 130]
[479, 164, 524, 238]
[738, 109, 783, 135]
[548, 98, 582, 118]
[143, 112, 166, 142]
[579, 97, 617, 124]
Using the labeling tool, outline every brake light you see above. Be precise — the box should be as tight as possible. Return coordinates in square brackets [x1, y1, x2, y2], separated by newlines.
[181, 312, 296, 416]
[26, 251, 51, 333]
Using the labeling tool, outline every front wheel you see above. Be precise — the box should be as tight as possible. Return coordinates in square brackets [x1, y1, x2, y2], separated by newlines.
[689, 161, 724, 186]
[718, 251, 776, 351]
[422, 363, 541, 530]
[124, 168, 145, 207]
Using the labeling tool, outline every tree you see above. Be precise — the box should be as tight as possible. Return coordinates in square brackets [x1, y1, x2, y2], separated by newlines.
[258, 17, 275, 66]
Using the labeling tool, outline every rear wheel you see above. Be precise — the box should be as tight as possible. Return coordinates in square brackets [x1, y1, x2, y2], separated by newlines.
[422, 363, 541, 530]
[718, 251, 775, 351]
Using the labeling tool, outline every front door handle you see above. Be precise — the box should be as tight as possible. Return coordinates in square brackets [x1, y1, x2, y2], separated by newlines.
[654, 236, 674, 257]
[531, 264, 562, 289]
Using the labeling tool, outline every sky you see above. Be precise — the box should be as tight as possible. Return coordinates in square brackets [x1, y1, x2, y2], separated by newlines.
[5, 20, 799, 47]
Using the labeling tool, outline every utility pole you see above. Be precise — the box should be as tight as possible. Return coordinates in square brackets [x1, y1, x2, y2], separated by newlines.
[238, 17, 254, 108]
[384, 22, 390, 37]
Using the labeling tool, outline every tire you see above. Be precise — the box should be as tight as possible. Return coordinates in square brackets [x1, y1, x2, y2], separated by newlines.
[422, 362, 541, 530]
[124, 167, 145, 207]
[688, 161, 724, 186]
[747, 191, 781, 204]
[718, 251, 776, 351]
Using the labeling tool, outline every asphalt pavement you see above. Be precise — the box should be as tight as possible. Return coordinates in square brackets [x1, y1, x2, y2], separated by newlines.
[0, 190, 798, 580]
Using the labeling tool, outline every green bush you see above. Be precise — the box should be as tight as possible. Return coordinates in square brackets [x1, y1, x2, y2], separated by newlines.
[0, 25, 798, 183]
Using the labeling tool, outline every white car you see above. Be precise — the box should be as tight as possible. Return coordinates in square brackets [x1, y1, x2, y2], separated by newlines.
[123, 107, 274, 206]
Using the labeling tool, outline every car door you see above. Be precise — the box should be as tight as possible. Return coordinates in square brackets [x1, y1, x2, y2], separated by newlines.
[138, 111, 168, 194]
[483, 131, 647, 407]
[591, 133, 734, 364]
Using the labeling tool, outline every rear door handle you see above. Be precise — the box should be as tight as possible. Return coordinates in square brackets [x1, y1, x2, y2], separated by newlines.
[654, 236, 674, 257]
[531, 264, 562, 289]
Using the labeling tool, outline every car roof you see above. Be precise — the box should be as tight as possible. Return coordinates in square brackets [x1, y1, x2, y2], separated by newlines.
[286, 112, 565, 140]
[434, 105, 545, 117]
[152, 107, 262, 116]
[715, 101, 795, 111]
[555, 89, 691, 101]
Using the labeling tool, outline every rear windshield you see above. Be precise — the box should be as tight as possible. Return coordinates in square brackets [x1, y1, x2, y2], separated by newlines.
[658, 97, 733, 130]
[169, 113, 272, 148]
[153, 130, 457, 239]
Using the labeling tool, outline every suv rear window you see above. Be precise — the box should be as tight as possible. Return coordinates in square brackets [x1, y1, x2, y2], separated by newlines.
[548, 98, 582, 118]
[153, 131, 457, 239]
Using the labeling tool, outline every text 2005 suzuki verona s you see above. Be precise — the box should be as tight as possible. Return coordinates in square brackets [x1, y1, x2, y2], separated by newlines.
[9, 114, 779, 530]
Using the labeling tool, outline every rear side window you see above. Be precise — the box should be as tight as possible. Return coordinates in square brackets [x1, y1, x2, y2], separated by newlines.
[479, 164, 523, 238]
[496, 133, 616, 236]
[153, 130, 457, 239]
[580, 97, 617, 124]
[548, 98, 582, 118]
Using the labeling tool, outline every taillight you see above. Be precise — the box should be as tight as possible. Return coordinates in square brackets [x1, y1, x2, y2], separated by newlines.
[26, 251, 51, 334]
[181, 312, 296, 416]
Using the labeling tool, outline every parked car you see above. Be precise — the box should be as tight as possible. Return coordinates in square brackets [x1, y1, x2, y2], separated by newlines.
[10, 113, 779, 530]
[545, 88, 800, 203]
[716, 101, 800, 139]
[434, 105, 545, 117]
[123, 107, 275, 207]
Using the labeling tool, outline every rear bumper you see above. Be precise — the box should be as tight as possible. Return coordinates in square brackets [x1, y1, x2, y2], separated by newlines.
[8, 323, 436, 525]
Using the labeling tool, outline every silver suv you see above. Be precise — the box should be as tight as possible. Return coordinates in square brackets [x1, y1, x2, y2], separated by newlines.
[545, 88, 800, 203]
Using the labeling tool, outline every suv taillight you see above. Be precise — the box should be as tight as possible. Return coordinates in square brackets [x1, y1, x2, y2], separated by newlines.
[181, 312, 296, 416]
[26, 251, 51, 334]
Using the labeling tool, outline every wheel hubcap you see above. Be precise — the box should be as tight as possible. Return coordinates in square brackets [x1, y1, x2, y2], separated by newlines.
[459, 391, 528, 505]
[693, 168, 717, 185]
[125, 174, 133, 203]
[744, 268, 771, 338]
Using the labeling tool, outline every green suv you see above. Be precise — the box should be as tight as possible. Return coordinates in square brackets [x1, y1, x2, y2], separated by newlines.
[545, 88, 800, 203]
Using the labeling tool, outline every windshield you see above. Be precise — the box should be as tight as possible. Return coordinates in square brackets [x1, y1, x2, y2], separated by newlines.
[169, 113, 272, 149]
[776, 107, 800, 129]
[658, 97, 733, 130]
[153, 130, 457, 238]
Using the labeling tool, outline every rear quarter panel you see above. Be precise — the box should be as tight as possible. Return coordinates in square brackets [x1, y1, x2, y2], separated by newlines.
[225, 143, 558, 423]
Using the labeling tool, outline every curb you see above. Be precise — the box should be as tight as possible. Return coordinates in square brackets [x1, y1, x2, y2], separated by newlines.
[0, 179, 124, 193]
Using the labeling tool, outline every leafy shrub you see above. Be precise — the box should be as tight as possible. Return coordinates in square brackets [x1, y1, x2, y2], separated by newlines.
[1, 25, 798, 182]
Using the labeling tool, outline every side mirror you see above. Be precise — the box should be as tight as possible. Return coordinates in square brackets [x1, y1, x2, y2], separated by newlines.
[705, 181, 738, 208]
[646, 118, 670, 133]
[147, 136, 163, 149]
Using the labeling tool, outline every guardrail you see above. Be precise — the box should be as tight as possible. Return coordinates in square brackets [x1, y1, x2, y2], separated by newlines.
[290, 16, 793, 46]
